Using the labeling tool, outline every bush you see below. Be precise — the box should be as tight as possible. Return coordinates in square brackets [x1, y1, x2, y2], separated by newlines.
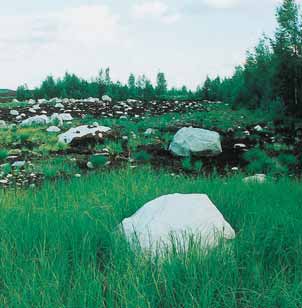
[90, 155, 109, 168]
[244, 148, 289, 176]
[263, 98, 285, 119]
[278, 153, 297, 168]
[0, 149, 8, 161]
[181, 157, 192, 171]
[133, 151, 151, 162]
[194, 160, 203, 172]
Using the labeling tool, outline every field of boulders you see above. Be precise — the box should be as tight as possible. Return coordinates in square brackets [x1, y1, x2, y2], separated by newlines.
[0, 96, 301, 188]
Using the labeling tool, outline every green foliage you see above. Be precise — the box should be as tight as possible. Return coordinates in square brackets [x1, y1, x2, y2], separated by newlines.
[181, 157, 193, 171]
[244, 148, 295, 175]
[0, 149, 8, 161]
[278, 153, 298, 167]
[16, 84, 33, 101]
[194, 160, 204, 172]
[90, 155, 108, 167]
[35, 157, 80, 178]
[133, 150, 151, 162]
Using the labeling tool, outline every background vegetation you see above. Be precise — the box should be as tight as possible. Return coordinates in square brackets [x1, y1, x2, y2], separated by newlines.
[15, 0, 302, 118]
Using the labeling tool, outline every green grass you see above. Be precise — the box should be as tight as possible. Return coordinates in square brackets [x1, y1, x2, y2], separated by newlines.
[0, 167, 301, 307]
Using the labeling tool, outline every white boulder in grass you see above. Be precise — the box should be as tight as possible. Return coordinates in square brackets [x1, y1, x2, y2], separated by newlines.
[21, 115, 49, 126]
[169, 127, 222, 157]
[58, 125, 111, 144]
[121, 194, 235, 253]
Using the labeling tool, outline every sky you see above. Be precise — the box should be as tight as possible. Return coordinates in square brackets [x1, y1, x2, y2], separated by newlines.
[0, 0, 294, 90]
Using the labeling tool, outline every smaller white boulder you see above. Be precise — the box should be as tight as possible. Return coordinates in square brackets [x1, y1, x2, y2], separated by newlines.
[58, 125, 111, 144]
[169, 127, 222, 157]
[21, 115, 49, 126]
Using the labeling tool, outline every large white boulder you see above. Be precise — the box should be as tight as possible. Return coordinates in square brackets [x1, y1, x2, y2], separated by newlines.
[21, 115, 49, 126]
[58, 124, 111, 144]
[121, 193, 235, 253]
[169, 127, 222, 157]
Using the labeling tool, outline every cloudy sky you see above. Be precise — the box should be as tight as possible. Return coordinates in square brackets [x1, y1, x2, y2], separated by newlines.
[0, 0, 291, 90]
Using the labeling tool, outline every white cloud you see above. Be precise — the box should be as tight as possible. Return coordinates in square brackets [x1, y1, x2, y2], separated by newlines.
[133, 2, 168, 18]
[132, 1, 180, 23]
[203, 0, 240, 9]
[0, 5, 128, 88]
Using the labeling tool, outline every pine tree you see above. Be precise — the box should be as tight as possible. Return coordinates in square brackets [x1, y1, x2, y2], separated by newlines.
[156, 72, 167, 97]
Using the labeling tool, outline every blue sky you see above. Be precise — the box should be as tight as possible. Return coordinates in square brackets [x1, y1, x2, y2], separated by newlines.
[0, 0, 291, 90]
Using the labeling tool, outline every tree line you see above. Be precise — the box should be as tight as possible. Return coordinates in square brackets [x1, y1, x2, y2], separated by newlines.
[16, 0, 302, 117]
[16, 69, 195, 102]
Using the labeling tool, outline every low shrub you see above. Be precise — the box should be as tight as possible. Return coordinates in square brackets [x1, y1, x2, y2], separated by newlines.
[90, 155, 109, 167]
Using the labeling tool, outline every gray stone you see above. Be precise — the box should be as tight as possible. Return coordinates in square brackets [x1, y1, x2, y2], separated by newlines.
[169, 127, 222, 157]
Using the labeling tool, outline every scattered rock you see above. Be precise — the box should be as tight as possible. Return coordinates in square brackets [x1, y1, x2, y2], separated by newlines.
[47, 126, 61, 133]
[144, 128, 156, 135]
[12, 161, 26, 168]
[254, 125, 263, 132]
[55, 103, 64, 108]
[243, 174, 266, 183]
[234, 143, 247, 149]
[0, 120, 7, 128]
[87, 162, 94, 169]
[121, 193, 235, 253]
[10, 110, 19, 116]
[102, 95, 112, 102]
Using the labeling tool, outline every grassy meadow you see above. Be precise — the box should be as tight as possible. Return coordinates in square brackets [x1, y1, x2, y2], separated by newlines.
[0, 167, 301, 307]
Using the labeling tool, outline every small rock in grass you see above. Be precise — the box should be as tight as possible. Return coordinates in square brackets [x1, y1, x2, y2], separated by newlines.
[234, 144, 247, 149]
[87, 162, 94, 169]
[10, 110, 19, 116]
[243, 174, 266, 183]
[254, 125, 263, 132]
[47, 126, 61, 133]
[144, 128, 156, 135]
[12, 161, 26, 168]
